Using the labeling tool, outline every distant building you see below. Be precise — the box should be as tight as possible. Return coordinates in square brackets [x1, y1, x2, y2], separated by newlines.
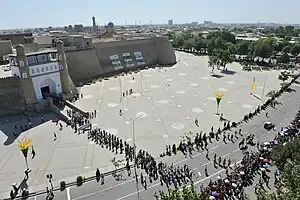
[74, 24, 84, 32]
[190, 22, 198, 26]
[0, 33, 33, 45]
[107, 22, 114, 33]
[168, 19, 174, 26]
[204, 21, 212, 26]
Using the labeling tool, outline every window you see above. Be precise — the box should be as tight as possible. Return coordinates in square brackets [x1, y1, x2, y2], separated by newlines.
[27, 56, 38, 65]
[36, 68, 40, 73]
[31, 69, 35, 74]
[22, 73, 27, 79]
[37, 54, 48, 63]
[46, 66, 49, 71]
[49, 53, 58, 61]
[50, 65, 53, 71]
[54, 65, 57, 70]
[41, 67, 44, 72]
[19, 60, 25, 67]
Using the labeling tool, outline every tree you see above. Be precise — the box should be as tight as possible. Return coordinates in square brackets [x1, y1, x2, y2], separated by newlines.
[282, 45, 292, 54]
[208, 55, 218, 70]
[154, 184, 208, 200]
[237, 41, 250, 55]
[173, 35, 185, 48]
[217, 50, 233, 69]
[278, 53, 290, 64]
[290, 44, 300, 56]
[183, 38, 194, 50]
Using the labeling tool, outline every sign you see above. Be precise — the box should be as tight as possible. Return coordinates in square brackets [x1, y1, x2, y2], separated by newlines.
[133, 52, 142, 56]
[122, 53, 130, 57]
[124, 58, 133, 62]
[110, 55, 119, 60]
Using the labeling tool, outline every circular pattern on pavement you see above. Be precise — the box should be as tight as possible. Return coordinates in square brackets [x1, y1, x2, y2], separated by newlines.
[227, 101, 232, 104]
[129, 80, 136, 84]
[136, 112, 148, 118]
[178, 73, 187, 76]
[219, 88, 227, 92]
[126, 138, 133, 142]
[203, 103, 207, 106]
[162, 134, 169, 139]
[242, 104, 253, 109]
[202, 77, 210, 80]
[132, 93, 141, 97]
[171, 123, 185, 130]
[206, 97, 216, 101]
[106, 128, 119, 135]
[97, 100, 101, 103]
[147, 97, 152, 100]
[192, 108, 204, 113]
[186, 116, 191, 119]
[143, 74, 152, 77]
[83, 95, 93, 99]
[227, 81, 236, 84]
[176, 90, 186, 94]
[150, 85, 159, 88]
[125, 121, 130, 124]
[166, 78, 173, 82]
[190, 83, 199, 87]
[177, 105, 182, 107]
[107, 103, 118, 108]
[156, 119, 162, 122]
[109, 87, 119, 91]
[158, 100, 168, 104]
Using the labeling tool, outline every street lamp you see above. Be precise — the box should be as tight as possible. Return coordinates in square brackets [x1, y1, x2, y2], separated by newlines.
[131, 114, 143, 200]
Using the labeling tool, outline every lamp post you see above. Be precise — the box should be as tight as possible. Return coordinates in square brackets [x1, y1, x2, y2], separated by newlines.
[131, 114, 143, 200]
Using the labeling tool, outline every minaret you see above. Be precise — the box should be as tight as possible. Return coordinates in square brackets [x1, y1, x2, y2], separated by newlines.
[15, 44, 36, 105]
[56, 40, 72, 94]
[92, 16, 96, 32]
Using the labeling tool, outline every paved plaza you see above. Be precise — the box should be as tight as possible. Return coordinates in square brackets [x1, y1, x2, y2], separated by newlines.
[0, 51, 282, 197]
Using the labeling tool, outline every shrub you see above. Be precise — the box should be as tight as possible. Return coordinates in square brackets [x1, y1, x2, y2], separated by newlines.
[60, 181, 66, 191]
[77, 176, 83, 187]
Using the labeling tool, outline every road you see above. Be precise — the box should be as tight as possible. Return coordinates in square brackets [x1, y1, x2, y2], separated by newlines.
[26, 82, 300, 200]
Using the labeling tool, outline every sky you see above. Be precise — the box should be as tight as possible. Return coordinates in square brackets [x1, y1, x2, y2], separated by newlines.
[0, 0, 299, 29]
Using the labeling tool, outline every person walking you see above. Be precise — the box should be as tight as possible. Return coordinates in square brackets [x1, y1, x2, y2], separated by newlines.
[31, 145, 36, 159]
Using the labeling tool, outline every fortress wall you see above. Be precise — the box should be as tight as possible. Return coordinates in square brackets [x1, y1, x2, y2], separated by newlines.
[66, 48, 104, 84]
[0, 77, 25, 116]
[66, 37, 176, 84]
[155, 36, 177, 65]
[93, 38, 158, 70]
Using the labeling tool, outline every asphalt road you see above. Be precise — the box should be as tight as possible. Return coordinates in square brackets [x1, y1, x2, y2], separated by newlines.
[27, 82, 300, 200]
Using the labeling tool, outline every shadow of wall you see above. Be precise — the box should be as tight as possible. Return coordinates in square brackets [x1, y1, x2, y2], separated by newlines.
[0, 77, 26, 116]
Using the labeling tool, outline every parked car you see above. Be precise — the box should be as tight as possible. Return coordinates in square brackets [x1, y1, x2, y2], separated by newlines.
[264, 121, 275, 130]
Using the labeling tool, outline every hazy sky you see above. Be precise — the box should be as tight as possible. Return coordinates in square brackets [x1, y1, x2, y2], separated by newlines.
[1, 0, 299, 29]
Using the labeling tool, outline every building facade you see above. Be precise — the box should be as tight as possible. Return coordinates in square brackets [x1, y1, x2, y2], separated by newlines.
[7, 41, 73, 105]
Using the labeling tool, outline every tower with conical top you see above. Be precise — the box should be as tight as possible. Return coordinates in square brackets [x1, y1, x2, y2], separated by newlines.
[56, 40, 77, 97]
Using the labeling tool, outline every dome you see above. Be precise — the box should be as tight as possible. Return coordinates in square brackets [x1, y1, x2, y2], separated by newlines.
[107, 22, 114, 28]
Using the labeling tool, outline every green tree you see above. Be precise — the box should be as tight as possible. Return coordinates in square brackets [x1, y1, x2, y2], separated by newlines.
[282, 45, 291, 54]
[237, 41, 250, 55]
[183, 38, 194, 50]
[278, 54, 290, 64]
[290, 44, 300, 56]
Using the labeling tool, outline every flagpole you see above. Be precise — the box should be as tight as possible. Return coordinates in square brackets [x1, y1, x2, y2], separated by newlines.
[261, 75, 267, 101]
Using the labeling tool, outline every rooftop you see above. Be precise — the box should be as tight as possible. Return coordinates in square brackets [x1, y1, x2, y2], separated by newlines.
[8, 48, 57, 57]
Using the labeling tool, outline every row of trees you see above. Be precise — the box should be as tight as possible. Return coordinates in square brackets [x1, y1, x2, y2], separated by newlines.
[167, 28, 300, 66]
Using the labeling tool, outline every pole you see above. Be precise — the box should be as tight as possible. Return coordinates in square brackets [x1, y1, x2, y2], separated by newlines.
[261, 75, 267, 101]
[140, 72, 143, 95]
[25, 157, 29, 169]
[119, 76, 122, 103]
[216, 104, 219, 115]
[132, 119, 141, 200]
